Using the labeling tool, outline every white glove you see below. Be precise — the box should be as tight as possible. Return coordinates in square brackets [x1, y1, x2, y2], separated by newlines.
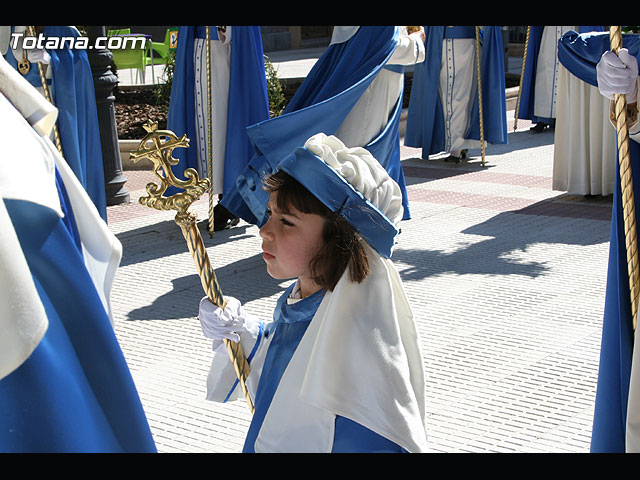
[199, 296, 247, 350]
[26, 48, 50, 65]
[597, 48, 639, 103]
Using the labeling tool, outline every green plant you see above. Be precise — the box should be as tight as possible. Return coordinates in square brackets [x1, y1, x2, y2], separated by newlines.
[264, 55, 286, 117]
[154, 50, 176, 106]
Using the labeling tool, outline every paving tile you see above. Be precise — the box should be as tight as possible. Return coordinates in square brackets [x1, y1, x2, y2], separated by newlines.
[107, 126, 612, 453]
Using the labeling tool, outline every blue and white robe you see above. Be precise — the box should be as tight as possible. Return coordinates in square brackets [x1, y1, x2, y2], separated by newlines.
[206, 245, 428, 453]
[167, 26, 269, 196]
[0, 56, 156, 453]
[221, 26, 417, 224]
[518, 26, 603, 125]
[1, 26, 107, 221]
[404, 26, 508, 160]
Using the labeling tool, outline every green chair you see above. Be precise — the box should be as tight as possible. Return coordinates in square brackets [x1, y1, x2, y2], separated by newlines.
[108, 28, 131, 36]
[111, 42, 148, 84]
[147, 28, 172, 66]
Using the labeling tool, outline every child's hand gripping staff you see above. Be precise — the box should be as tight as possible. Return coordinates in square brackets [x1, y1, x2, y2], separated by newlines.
[129, 122, 254, 413]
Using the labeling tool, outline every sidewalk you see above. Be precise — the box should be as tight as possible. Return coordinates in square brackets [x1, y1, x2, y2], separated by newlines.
[106, 45, 611, 453]
[106, 117, 611, 452]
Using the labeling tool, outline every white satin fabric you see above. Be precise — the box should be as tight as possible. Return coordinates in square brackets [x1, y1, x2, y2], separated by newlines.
[553, 64, 617, 195]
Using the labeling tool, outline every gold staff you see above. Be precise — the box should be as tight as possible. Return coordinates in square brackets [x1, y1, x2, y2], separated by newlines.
[610, 26, 639, 332]
[513, 26, 531, 132]
[475, 26, 486, 167]
[206, 26, 215, 237]
[130, 122, 255, 413]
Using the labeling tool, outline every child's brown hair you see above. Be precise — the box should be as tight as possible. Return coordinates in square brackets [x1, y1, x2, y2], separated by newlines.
[263, 170, 370, 291]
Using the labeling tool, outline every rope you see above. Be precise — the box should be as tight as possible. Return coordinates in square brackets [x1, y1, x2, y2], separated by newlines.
[610, 25, 639, 332]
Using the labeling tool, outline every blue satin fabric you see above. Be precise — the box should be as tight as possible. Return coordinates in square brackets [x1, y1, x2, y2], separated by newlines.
[558, 30, 640, 87]
[0, 168, 156, 452]
[404, 26, 507, 160]
[517, 26, 604, 124]
[221, 26, 411, 225]
[443, 25, 476, 39]
[242, 284, 405, 453]
[166, 26, 269, 196]
[277, 147, 398, 258]
[3, 26, 107, 221]
[45, 26, 107, 222]
[591, 137, 640, 453]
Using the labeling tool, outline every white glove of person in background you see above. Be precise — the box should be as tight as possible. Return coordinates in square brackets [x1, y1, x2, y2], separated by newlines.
[597, 48, 639, 103]
[199, 296, 254, 351]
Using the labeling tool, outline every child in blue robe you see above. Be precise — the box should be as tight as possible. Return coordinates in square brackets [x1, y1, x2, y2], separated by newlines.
[199, 133, 428, 452]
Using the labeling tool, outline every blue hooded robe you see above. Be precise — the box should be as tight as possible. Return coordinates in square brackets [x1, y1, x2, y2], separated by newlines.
[221, 26, 411, 225]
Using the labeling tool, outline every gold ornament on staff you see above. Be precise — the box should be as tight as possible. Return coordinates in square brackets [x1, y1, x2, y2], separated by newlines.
[206, 26, 215, 237]
[610, 26, 639, 332]
[475, 26, 486, 167]
[513, 26, 531, 132]
[129, 122, 255, 413]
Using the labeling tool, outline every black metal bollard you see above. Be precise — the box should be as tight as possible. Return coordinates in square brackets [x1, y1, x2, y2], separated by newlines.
[86, 26, 129, 206]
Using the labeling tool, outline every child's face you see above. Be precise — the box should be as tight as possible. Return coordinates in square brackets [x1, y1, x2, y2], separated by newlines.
[259, 191, 326, 296]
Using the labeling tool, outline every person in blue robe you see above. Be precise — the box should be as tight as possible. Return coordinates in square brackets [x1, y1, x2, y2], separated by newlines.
[558, 29, 640, 452]
[167, 26, 269, 230]
[221, 26, 422, 226]
[517, 26, 603, 132]
[1, 25, 107, 221]
[200, 133, 428, 452]
[404, 26, 507, 163]
[0, 60, 156, 452]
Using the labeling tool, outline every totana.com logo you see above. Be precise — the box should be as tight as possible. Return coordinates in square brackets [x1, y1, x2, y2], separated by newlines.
[10, 33, 147, 50]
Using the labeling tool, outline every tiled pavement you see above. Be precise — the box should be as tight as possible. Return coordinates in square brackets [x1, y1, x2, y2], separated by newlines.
[106, 114, 612, 452]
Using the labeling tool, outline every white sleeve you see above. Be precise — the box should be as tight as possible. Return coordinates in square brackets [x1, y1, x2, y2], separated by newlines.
[205, 312, 270, 403]
[387, 27, 425, 66]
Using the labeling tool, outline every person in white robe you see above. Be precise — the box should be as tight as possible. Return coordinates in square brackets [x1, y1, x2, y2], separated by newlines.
[531, 27, 575, 131]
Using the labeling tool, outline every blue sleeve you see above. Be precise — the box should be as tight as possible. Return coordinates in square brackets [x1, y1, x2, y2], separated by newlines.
[331, 416, 407, 453]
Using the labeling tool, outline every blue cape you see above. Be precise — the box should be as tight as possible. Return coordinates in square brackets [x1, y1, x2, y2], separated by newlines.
[404, 26, 508, 159]
[166, 26, 269, 196]
[517, 26, 604, 124]
[558, 30, 640, 87]
[558, 30, 640, 452]
[3, 26, 107, 221]
[221, 26, 411, 225]
[0, 168, 156, 452]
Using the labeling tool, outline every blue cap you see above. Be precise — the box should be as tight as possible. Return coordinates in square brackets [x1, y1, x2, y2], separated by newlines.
[276, 142, 401, 258]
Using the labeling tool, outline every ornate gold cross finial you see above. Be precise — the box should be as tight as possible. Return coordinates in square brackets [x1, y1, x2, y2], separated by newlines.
[129, 121, 210, 216]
